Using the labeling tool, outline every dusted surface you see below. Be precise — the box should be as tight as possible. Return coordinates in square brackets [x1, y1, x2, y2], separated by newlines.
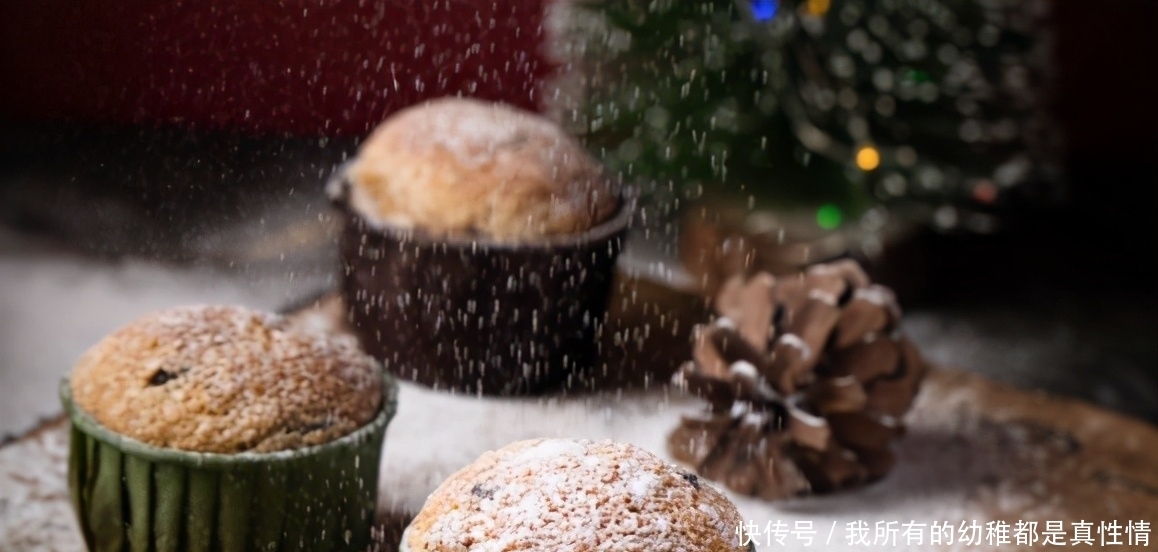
[4, 291, 1156, 551]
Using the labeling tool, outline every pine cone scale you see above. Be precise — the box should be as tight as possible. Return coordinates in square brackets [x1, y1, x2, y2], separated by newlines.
[805, 376, 869, 415]
[832, 289, 897, 348]
[785, 407, 832, 450]
[707, 325, 774, 375]
[757, 437, 813, 500]
[675, 363, 739, 413]
[828, 337, 902, 383]
[768, 337, 811, 394]
[826, 411, 900, 452]
[783, 298, 843, 372]
[671, 414, 734, 466]
[716, 272, 777, 350]
[793, 445, 867, 492]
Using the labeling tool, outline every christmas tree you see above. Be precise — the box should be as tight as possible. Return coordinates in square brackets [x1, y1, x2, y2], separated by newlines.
[553, 0, 1058, 234]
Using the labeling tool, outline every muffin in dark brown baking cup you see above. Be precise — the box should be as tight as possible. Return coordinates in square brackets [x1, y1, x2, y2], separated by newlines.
[331, 174, 632, 396]
[61, 372, 397, 552]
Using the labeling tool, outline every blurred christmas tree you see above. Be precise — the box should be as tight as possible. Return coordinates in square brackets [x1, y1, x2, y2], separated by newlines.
[551, 0, 1060, 234]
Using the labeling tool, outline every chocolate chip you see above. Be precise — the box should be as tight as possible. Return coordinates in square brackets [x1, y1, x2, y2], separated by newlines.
[147, 369, 177, 386]
[297, 420, 334, 434]
[680, 471, 702, 489]
[471, 483, 497, 499]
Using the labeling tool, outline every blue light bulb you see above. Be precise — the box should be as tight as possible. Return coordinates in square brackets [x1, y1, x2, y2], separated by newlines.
[750, 0, 778, 21]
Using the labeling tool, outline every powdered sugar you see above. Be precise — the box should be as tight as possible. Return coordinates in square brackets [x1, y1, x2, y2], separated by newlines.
[394, 100, 565, 170]
[777, 333, 812, 360]
[0, 419, 79, 552]
[503, 438, 588, 467]
[854, 286, 896, 307]
[68, 304, 383, 453]
[341, 97, 618, 239]
[405, 438, 747, 551]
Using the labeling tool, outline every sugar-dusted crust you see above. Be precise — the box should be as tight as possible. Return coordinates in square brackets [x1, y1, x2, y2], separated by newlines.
[69, 305, 382, 453]
[344, 97, 619, 240]
[404, 438, 750, 551]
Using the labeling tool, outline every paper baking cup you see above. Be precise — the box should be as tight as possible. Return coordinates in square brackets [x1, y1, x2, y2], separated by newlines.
[61, 373, 397, 552]
[332, 172, 632, 396]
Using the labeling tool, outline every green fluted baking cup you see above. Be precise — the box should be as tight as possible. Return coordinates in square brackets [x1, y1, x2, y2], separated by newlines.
[61, 372, 397, 552]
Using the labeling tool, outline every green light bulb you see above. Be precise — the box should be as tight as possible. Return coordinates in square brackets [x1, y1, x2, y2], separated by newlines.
[816, 204, 843, 229]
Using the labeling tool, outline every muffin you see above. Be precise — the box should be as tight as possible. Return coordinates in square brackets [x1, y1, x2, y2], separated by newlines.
[61, 305, 398, 552]
[344, 97, 619, 239]
[401, 438, 752, 551]
[330, 97, 631, 395]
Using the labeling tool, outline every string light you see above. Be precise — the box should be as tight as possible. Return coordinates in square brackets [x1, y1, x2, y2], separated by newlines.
[855, 146, 881, 171]
[774, 0, 1057, 232]
[749, 0, 778, 22]
[803, 0, 831, 17]
[972, 181, 998, 204]
[816, 203, 843, 229]
[574, 0, 1057, 235]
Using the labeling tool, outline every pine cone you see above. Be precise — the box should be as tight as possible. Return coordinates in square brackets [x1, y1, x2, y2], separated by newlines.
[668, 260, 927, 500]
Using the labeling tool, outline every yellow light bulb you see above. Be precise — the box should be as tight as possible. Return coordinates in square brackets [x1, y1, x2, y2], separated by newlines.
[856, 146, 881, 171]
[805, 0, 831, 16]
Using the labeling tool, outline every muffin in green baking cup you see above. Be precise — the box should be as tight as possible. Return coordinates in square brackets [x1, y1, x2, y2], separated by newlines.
[61, 372, 397, 552]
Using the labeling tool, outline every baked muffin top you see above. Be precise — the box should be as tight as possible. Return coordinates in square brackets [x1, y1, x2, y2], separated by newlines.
[69, 305, 383, 453]
[403, 438, 750, 552]
[343, 97, 619, 240]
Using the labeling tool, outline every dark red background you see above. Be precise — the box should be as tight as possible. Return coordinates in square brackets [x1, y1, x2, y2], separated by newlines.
[1, 0, 1154, 155]
[0, 0, 552, 137]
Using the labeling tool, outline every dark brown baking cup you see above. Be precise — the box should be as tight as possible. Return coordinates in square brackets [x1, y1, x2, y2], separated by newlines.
[61, 372, 397, 552]
[331, 172, 632, 396]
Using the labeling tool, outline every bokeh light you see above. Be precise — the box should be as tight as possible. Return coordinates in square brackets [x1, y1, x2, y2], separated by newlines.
[803, 0, 831, 17]
[749, 0, 778, 22]
[855, 146, 881, 171]
[816, 203, 843, 229]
